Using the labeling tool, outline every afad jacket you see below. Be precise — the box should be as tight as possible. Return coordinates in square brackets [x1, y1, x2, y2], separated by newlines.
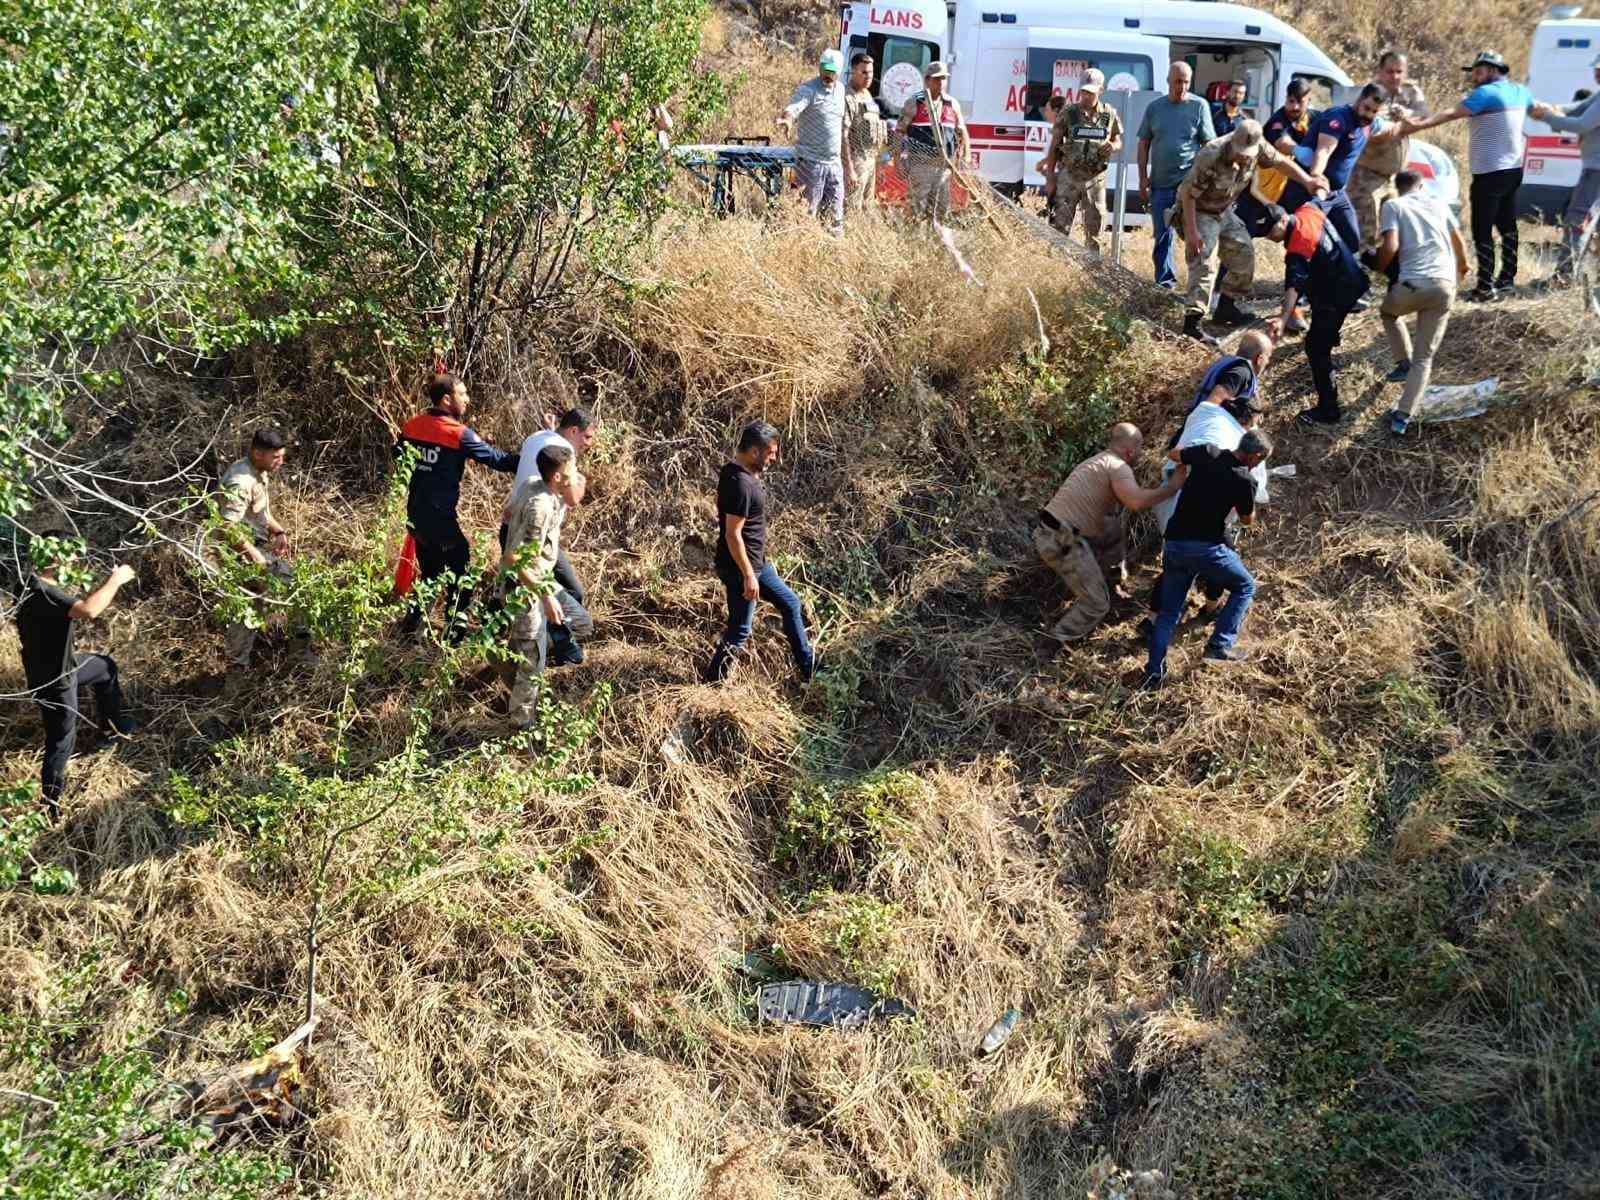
[396, 408, 518, 530]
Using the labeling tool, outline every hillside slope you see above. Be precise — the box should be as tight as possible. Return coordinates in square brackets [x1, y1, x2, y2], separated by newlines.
[4, 10, 1600, 1200]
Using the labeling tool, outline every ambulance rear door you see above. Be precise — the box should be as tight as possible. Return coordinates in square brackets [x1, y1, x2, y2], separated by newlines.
[1522, 17, 1598, 213]
[1024, 28, 1167, 213]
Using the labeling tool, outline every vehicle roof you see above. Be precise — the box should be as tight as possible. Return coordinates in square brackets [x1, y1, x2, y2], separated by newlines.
[956, 0, 1353, 84]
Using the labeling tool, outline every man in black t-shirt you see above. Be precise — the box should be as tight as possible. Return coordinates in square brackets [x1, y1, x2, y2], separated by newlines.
[1143, 430, 1272, 687]
[13, 551, 138, 819]
[703, 420, 815, 683]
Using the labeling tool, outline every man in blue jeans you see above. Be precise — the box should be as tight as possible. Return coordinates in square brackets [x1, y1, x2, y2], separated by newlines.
[1137, 61, 1216, 288]
[1143, 430, 1272, 689]
[704, 420, 815, 683]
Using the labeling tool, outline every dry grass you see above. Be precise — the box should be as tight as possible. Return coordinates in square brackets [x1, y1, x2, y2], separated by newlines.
[6, 11, 1600, 1200]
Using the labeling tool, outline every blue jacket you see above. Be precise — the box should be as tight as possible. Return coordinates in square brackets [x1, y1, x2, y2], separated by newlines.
[396, 408, 518, 534]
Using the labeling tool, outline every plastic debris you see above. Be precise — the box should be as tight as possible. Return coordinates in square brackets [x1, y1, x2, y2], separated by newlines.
[1417, 377, 1499, 423]
[1268, 463, 1296, 479]
[976, 1008, 1021, 1057]
[659, 715, 692, 765]
[756, 980, 915, 1028]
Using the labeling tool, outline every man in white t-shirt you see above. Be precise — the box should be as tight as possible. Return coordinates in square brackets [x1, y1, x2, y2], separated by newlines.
[501, 407, 596, 601]
[1374, 170, 1470, 435]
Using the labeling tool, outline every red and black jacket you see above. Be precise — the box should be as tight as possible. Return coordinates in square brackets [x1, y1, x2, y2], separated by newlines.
[396, 408, 518, 533]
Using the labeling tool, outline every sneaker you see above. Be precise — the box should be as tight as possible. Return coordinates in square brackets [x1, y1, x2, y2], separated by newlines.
[1284, 309, 1309, 335]
[1351, 295, 1372, 312]
[1202, 645, 1249, 664]
[1389, 411, 1412, 436]
[1182, 314, 1220, 347]
[1465, 283, 1498, 304]
[1296, 405, 1342, 427]
[1211, 295, 1254, 327]
[107, 713, 139, 738]
[1384, 359, 1411, 383]
[547, 626, 584, 667]
[1529, 273, 1573, 294]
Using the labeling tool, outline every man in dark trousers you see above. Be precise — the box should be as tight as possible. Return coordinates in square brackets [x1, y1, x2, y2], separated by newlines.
[14, 547, 138, 819]
[396, 373, 518, 640]
[1261, 199, 1370, 425]
[704, 420, 815, 684]
[1143, 430, 1273, 689]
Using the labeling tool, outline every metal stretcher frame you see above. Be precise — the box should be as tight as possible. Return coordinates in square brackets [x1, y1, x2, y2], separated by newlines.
[671, 138, 797, 214]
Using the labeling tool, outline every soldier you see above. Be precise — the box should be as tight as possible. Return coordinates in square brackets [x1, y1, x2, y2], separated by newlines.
[1347, 52, 1431, 254]
[1033, 423, 1185, 659]
[894, 61, 969, 223]
[501, 442, 593, 730]
[216, 428, 298, 693]
[13, 542, 137, 820]
[1175, 121, 1328, 344]
[1041, 69, 1123, 255]
[843, 54, 885, 214]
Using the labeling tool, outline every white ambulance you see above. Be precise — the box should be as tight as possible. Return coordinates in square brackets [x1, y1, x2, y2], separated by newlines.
[1520, 5, 1599, 216]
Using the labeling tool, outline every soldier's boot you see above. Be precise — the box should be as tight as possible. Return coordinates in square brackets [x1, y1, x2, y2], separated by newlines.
[1182, 314, 1220, 346]
[1211, 295, 1254, 327]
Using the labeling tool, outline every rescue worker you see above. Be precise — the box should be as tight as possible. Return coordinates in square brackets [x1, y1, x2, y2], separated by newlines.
[843, 53, 885, 214]
[1262, 199, 1371, 425]
[1374, 170, 1470, 435]
[396, 373, 519, 641]
[1211, 80, 1249, 137]
[1041, 69, 1123, 255]
[1347, 51, 1430, 254]
[1254, 80, 1319, 332]
[1406, 51, 1537, 301]
[778, 49, 849, 234]
[1175, 121, 1328, 344]
[1143, 430, 1273, 689]
[894, 61, 969, 224]
[704, 421, 815, 684]
[216, 427, 298, 693]
[1529, 54, 1600, 289]
[1137, 62, 1216, 289]
[13, 542, 137, 820]
[1279, 84, 1397, 264]
[1033, 423, 1186, 660]
[501, 442, 594, 730]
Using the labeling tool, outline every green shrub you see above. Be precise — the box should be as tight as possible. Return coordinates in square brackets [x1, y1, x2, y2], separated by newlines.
[777, 768, 922, 877]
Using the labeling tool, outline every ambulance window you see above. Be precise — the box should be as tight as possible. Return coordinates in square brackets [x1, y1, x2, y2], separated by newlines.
[868, 32, 935, 84]
[1027, 48, 1153, 97]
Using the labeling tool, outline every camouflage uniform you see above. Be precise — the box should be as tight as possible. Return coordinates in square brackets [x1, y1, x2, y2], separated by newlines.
[1047, 101, 1123, 254]
[1348, 80, 1429, 251]
[844, 88, 885, 212]
[1175, 135, 1293, 318]
[1033, 520, 1127, 642]
[503, 480, 593, 728]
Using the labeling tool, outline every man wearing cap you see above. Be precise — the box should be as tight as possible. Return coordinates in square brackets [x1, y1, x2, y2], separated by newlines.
[842, 53, 885, 214]
[1041, 70, 1123, 255]
[1406, 51, 1536, 301]
[894, 61, 969, 223]
[1262, 199, 1370, 425]
[1347, 52, 1431, 255]
[1175, 121, 1328, 344]
[1530, 55, 1600, 290]
[1137, 63, 1216, 288]
[778, 50, 850, 233]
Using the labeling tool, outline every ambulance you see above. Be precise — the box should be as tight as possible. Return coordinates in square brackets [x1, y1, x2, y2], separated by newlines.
[839, 0, 1460, 216]
[1520, 4, 1599, 217]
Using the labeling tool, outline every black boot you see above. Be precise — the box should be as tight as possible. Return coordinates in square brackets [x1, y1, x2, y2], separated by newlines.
[1211, 295, 1254, 327]
[1182, 313, 1219, 346]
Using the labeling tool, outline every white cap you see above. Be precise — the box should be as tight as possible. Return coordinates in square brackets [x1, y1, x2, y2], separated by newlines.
[820, 48, 845, 74]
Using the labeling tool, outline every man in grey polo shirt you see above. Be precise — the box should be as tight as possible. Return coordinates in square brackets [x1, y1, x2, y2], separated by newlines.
[778, 49, 849, 233]
[1137, 62, 1216, 288]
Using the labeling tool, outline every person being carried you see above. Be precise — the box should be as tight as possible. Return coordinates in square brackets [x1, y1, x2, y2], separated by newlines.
[13, 542, 137, 820]
[1041, 70, 1123, 256]
[396, 372, 519, 642]
[1033, 423, 1186, 660]
[1374, 169, 1470, 436]
[1143, 430, 1273, 689]
[1262, 198, 1370, 426]
[501, 443, 594, 730]
[1174, 121, 1328, 344]
[894, 61, 969, 224]
[778, 49, 850, 234]
[703, 420, 815, 684]
[215, 427, 299, 696]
